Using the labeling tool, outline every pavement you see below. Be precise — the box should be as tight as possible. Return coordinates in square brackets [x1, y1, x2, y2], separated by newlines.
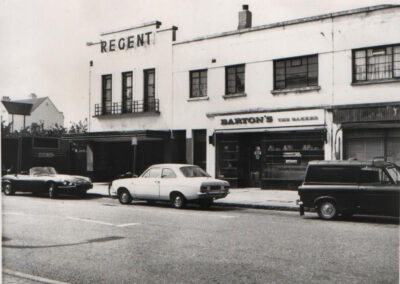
[88, 183, 300, 212]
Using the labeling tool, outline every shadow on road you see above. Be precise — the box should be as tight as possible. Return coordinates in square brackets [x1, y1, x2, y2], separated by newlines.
[126, 201, 242, 212]
[3, 192, 104, 200]
[303, 214, 399, 225]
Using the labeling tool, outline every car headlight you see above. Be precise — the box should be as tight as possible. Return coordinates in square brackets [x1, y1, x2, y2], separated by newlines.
[63, 180, 69, 185]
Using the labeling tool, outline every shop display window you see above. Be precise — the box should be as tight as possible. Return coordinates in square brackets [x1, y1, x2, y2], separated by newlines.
[261, 134, 324, 183]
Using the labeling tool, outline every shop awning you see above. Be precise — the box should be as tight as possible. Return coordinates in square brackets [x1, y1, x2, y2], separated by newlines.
[62, 130, 171, 142]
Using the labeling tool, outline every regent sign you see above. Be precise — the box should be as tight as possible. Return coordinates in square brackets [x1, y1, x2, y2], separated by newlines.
[218, 110, 324, 129]
[101, 31, 154, 53]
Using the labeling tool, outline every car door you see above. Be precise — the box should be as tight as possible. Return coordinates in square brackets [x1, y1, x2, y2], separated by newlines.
[159, 167, 179, 201]
[359, 168, 398, 215]
[134, 167, 161, 199]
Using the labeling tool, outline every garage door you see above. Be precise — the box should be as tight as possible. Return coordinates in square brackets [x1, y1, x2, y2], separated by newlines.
[344, 129, 400, 166]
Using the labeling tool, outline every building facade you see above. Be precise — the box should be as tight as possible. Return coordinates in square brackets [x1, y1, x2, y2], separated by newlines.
[1, 95, 64, 131]
[77, 4, 400, 186]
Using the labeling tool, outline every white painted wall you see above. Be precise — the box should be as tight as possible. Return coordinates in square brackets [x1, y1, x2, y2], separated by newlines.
[89, 25, 175, 132]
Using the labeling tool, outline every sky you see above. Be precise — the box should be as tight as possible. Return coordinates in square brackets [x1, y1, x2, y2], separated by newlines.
[0, 0, 398, 126]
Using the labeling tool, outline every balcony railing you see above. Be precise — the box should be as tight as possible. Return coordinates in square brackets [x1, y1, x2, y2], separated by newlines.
[94, 99, 159, 116]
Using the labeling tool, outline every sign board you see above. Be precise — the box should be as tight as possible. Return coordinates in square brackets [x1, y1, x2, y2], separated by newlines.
[217, 109, 325, 129]
[131, 137, 138, 146]
[37, 153, 55, 158]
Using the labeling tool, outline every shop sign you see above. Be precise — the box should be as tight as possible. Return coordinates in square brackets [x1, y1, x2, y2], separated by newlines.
[131, 137, 138, 145]
[101, 31, 154, 53]
[218, 109, 325, 129]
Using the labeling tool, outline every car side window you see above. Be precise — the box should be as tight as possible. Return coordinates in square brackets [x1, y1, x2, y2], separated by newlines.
[162, 168, 177, 179]
[360, 168, 393, 185]
[143, 168, 161, 178]
[305, 166, 360, 184]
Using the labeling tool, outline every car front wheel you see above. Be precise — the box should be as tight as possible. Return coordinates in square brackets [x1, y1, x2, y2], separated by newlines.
[118, 189, 132, 205]
[4, 183, 14, 195]
[48, 183, 58, 199]
[317, 200, 337, 220]
[172, 193, 186, 209]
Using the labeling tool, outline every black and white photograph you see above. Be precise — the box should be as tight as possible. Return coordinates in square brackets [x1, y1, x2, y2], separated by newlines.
[1, 0, 399, 283]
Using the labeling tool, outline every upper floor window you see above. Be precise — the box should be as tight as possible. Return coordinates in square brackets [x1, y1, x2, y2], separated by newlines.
[102, 74, 112, 114]
[274, 55, 318, 90]
[190, 69, 207, 98]
[353, 44, 400, 82]
[225, 64, 245, 95]
[144, 69, 156, 112]
[122, 71, 133, 113]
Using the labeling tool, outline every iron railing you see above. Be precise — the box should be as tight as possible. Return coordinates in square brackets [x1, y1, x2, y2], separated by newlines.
[95, 99, 159, 116]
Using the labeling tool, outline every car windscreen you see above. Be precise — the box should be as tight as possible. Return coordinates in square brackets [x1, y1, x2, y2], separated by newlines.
[387, 167, 400, 184]
[180, 166, 210, 178]
[30, 167, 57, 176]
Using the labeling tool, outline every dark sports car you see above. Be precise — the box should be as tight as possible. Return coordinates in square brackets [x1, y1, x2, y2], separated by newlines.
[2, 167, 92, 198]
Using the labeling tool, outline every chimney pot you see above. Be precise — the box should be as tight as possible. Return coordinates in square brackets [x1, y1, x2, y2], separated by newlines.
[242, 5, 248, 10]
[2, 96, 11, 101]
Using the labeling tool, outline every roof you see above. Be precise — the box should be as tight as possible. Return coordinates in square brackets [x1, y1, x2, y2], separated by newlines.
[14, 97, 47, 112]
[150, 163, 196, 168]
[1, 101, 33, 115]
[174, 4, 400, 45]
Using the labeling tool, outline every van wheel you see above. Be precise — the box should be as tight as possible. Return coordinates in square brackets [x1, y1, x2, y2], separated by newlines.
[171, 193, 186, 209]
[317, 200, 337, 220]
[118, 189, 132, 205]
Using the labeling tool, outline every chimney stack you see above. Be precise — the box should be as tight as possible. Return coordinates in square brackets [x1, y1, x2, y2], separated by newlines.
[30, 93, 37, 99]
[2, 96, 11, 101]
[238, 4, 252, 30]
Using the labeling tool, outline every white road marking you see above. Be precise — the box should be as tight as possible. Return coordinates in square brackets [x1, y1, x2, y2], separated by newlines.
[66, 216, 115, 226]
[157, 210, 237, 219]
[116, 222, 141, 227]
[3, 268, 70, 284]
[2, 211, 27, 216]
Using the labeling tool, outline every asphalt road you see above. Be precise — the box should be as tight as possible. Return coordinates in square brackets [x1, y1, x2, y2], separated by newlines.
[2, 193, 399, 284]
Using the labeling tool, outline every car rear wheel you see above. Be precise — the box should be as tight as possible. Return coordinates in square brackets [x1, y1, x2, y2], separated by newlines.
[4, 183, 14, 195]
[48, 183, 58, 199]
[317, 200, 337, 220]
[172, 193, 186, 209]
[118, 189, 132, 205]
[199, 198, 213, 209]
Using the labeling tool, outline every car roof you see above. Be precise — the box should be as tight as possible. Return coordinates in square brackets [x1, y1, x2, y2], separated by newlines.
[149, 163, 197, 168]
[308, 160, 398, 168]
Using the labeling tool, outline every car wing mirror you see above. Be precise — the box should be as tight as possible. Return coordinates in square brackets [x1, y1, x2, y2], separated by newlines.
[132, 174, 138, 178]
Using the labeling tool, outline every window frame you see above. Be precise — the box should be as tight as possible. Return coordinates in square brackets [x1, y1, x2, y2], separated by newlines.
[352, 43, 400, 83]
[122, 71, 133, 113]
[225, 64, 245, 95]
[273, 54, 318, 90]
[102, 74, 112, 115]
[190, 69, 208, 98]
[143, 68, 156, 112]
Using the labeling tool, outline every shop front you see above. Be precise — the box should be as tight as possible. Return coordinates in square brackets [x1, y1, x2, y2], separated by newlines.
[64, 130, 186, 182]
[333, 103, 400, 165]
[213, 108, 327, 189]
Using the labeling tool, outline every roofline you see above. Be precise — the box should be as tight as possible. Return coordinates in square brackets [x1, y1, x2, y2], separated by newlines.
[174, 4, 400, 46]
[100, 20, 162, 37]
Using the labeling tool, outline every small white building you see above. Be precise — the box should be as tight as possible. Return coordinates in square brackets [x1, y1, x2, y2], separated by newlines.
[1, 95, 64, 131]
[78, 4, 400, 185]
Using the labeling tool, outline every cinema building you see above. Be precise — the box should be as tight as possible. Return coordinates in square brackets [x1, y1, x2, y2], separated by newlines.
[67, 4, 400, 187]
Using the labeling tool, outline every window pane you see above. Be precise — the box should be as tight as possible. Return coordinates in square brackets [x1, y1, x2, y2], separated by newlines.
[227, 67, 236, 74]
[394, 46, 400, 77]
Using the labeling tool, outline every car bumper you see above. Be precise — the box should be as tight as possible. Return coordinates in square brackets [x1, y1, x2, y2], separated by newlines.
[57, 183, 93, 192]
[198, 191, 229, 199]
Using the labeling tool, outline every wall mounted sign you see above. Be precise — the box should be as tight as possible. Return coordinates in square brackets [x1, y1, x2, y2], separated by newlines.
[101, 31, 154, 53]
[218, 109, 325, 129]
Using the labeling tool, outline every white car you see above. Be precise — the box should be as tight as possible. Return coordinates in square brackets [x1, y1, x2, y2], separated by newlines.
[109, 164, 230, 208]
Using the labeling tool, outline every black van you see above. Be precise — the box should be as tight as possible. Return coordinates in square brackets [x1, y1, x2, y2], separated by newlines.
[297, 160, 400, 220]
